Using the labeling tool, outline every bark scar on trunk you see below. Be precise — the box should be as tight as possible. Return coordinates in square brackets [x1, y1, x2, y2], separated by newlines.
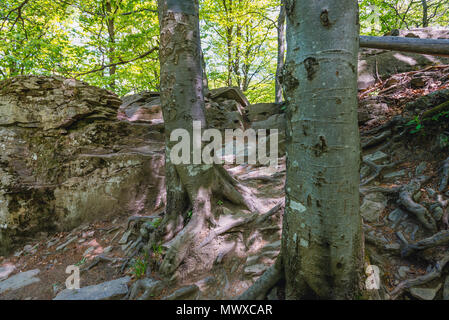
[320, 10, 331, 28]
[304, 57, 319, 81]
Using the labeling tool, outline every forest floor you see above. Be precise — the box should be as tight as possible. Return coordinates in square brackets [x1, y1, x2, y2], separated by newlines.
[1, 64, 449, 300]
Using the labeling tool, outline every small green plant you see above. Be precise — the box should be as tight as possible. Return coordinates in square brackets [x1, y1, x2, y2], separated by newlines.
[152, 243, 163, 255]
[130, 254, 148, 279]
[217, 200, 224, 206]
[406, 115, 423, 134]
[187, 210, 192, 218]
[431, 110, 449, 121]
[75, 257, 87, 267]
[406, 110, 449, 135]
[151, 218, 162, 229]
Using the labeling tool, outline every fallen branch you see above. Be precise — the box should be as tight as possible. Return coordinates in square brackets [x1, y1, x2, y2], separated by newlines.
[74, 47, 159, 77]
[360, 36, 449, 57]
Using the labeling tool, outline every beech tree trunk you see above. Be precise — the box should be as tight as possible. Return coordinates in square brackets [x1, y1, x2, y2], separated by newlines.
[157, 0, 208, 275]
[275, 0, 286, 104]
[281, 0, 363, 299]
[157, 0, 252, 277]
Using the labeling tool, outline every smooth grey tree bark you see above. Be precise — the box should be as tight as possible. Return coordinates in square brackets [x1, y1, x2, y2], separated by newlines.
[281, 0, 363, 299]
[157, 0, 253, 278]
[275, 0, 286, 104]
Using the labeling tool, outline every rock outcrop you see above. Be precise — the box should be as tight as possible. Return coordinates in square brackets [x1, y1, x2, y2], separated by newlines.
[53, 276, 131, 300]
[118, 87, 248, 131]
[0, 76, 165, 255]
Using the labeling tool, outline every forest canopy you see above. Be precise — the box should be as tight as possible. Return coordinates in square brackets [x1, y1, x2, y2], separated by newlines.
[0, 0, 448, 102]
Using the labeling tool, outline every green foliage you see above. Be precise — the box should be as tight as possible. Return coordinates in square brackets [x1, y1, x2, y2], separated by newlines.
[406, 110, 449, 134]
[2, 0, 448, 102]
[359, 0, 449, 36]
[130, 253, 148, 279]
[216, 200, 223, 206]
[152, 242, 163, 255]
[0, 0, 159, 96]
[406, 115, 423, 134]
[200, 0, 279, 103]
[150, 217, 161, 229]
[75, 257, 87, 266]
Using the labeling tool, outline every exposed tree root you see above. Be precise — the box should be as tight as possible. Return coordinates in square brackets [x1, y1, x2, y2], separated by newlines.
[375, 141, 393, 153]
[241, 176, 277, 183]
[361, 130, 392, 149]
[81, 255, 124, 272]
[158, 195, 208, 278]
[363, 176, 437, 231]
[399, 177, 437, 231]
[422, 100, 449, 119]
[121, 241, 144, 272]
[155, 162, 266, 279]
[444, 210, 449, 229]
[401, 230, 449, 257]
[390, 253, 449, 300]
[200, 201, 284, 248]
[361, 159, 401, 186]
[361, 116, 404, 137]
[363, 224, 401, 255]
[215, 242, 236, 264]
[126, 214, 161, 232]
[126, 278, 164, 300]
[237, 256, 283, 300]
[439, 157, 449, 192]
[360, 186, 402, 195]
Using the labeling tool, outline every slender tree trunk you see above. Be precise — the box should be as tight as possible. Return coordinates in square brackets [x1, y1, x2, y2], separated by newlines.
[200, 48, 209, 94]
[275, 0, 286, 104]
[421, 0, 429, 27]
[281, 0, 363, 299]
[106, 0, 116, 90]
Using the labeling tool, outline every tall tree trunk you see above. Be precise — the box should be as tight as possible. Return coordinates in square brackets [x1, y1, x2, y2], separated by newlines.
[421, 0, 429, 27]
[281, 0, 363, 299]
[157, 0, 253, 278]
[275, 0, 286, 104]
[106, 0, 116, 90]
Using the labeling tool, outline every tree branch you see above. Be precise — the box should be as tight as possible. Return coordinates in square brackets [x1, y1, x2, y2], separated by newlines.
[74, 46, 159, 77]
